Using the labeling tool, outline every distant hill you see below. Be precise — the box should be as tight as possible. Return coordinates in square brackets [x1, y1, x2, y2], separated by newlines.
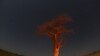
[83, 51, 100, 56]
[0, 49, 23, 56]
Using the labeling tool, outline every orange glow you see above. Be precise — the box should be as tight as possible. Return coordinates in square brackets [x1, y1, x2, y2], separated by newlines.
[36, 15, 72, 56]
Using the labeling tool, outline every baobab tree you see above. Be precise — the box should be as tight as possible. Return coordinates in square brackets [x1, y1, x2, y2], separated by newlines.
[35, 15, 73, 56]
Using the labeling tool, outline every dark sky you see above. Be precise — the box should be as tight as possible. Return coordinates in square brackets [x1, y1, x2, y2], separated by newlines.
[0, 0, 99, 56]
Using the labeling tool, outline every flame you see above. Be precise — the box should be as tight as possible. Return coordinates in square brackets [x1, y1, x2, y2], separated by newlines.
[36, 15, 72, 56]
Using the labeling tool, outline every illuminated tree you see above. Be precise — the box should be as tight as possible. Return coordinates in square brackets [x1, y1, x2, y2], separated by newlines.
[36, 15, 72, 56]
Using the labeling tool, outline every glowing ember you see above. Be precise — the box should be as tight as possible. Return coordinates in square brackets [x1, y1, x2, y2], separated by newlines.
[36, 15, 72, 56]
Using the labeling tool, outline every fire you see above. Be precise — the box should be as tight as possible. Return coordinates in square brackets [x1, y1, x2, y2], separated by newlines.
[36, 15, 72, 56]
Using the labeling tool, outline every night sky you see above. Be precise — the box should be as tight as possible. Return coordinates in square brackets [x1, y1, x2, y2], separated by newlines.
[0, 0, 100, 56]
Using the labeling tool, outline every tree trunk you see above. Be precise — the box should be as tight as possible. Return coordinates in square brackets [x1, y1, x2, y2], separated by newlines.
[53, 34, 60, 56]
